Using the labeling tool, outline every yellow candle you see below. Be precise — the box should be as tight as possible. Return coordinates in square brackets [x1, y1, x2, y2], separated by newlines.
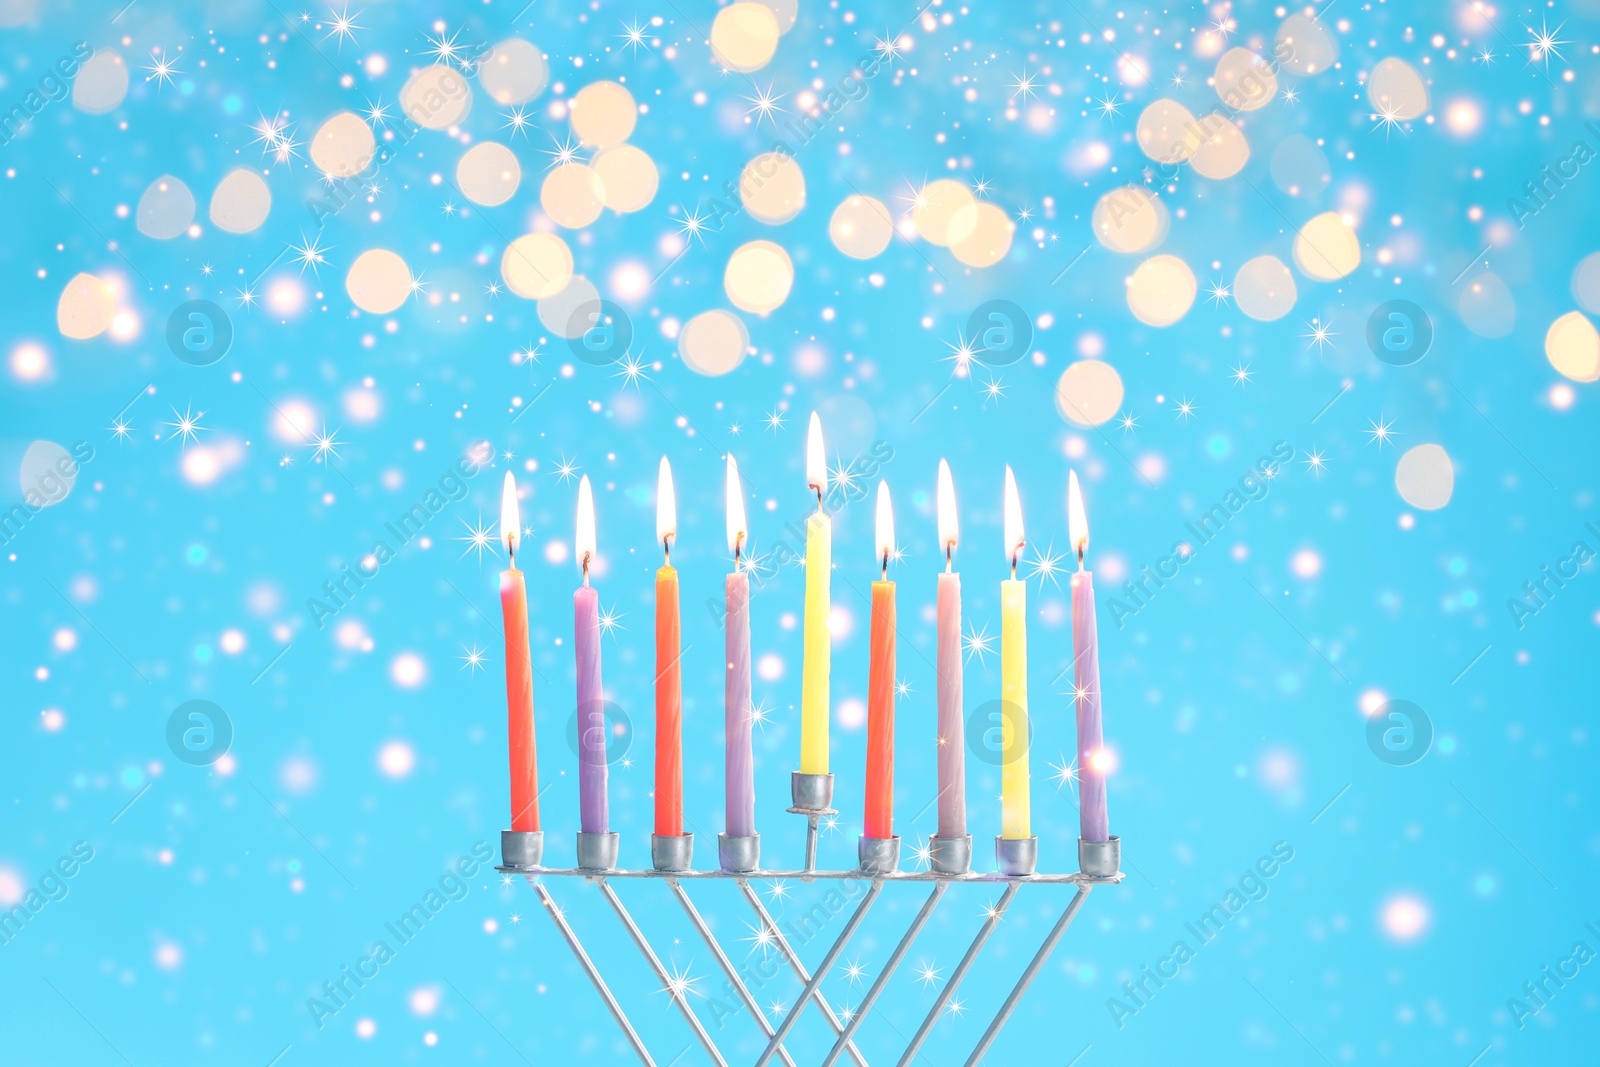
[800, 412, 831, 774]
[1000, 466, 1031, 840]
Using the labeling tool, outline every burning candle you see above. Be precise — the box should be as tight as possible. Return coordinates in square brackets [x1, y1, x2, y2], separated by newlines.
[1000, 466, 1031, 841]
[1069, 471, 1111, 842]
[724, 455, 756, 838]
[800, 412, 831, 776]
[654, 458, 684, 839]
[934, 459, 965, 840]
[499, 472, 540, 832]
[864, 481, 897, 841]
[574, 475, 608, 835]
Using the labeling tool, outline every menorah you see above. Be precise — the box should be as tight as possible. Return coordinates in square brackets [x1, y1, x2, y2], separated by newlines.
[498, 771, 1122, 1066]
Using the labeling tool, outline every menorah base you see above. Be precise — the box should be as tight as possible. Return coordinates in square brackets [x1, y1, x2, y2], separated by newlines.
[930, 833, 972, 875]
[577, 831, 620, 871]
[651, 833, 694, 872]
[1078, 835, 1121, 879]
[501, 829, 544, 870]
[857, 834, 900, 875]
[995, 835, 1038, 876]
[717, 832, 760, 873]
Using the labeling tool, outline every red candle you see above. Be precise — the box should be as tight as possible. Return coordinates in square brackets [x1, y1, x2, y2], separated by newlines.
[500, 473, 540, 832]
[654, 458, 684, 838]
[864, 481, 896, 840]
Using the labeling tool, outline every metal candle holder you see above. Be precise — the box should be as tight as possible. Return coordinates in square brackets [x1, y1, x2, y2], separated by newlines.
[498, 805, 1121, 1065]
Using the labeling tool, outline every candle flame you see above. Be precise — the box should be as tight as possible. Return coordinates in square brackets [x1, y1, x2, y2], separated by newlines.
[1003, 465, 1024, 568]
[806, 411, 827, 499]
[657, 456, 676, 549]
[875, 480, 895, 570]
[575, 474, 596, 575]
[936, 458, 958, 562]
[500, 471, 521, 562]
[1068, 469, 1089, 566]
[725, 453, 747, 558]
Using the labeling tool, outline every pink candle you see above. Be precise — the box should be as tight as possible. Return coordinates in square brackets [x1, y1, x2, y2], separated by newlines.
[934, 460, 966, 838]
[1069, 471, 1109, 842]
[724, 456, 756, 838]
[574, 476, 608, 835]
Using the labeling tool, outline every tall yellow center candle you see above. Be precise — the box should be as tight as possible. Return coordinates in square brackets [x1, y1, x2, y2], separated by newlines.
[800, 411, 832, 775]
[1000, 465, 1031, 840]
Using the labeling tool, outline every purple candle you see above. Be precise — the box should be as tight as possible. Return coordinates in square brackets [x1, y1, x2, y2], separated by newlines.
[574, 475, 608, 835]
[724, 456, 756, 837]
[935, 460, 966, 838]
[1069, 471, 1109, 842]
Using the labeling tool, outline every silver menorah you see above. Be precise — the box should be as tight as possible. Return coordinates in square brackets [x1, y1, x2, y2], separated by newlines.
[499, 770, 1121, 1065]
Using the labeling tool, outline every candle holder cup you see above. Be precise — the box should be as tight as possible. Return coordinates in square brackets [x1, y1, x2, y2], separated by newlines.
[929, 833, 972, 875]
[857, 835, 901, 875]
[651, 833, 694, 873]
[786, 771, 836, 815]
[994, 835, 1038, 877]
[716, 832, 760, 873]
[501, 829, 544, 870]
[576, 831, 620, 871]
[1078, 835, 1121, 880]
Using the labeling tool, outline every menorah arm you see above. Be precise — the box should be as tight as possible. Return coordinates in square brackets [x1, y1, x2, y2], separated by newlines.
[964, 885, 1092, 1065]
[533, 880, 655, 1067]
[896, 881, 1020, 1067]
[666, 877, 799, 1067]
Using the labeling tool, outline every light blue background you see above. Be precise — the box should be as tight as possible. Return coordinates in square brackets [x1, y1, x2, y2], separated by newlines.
[2, 0, 1597, 1063]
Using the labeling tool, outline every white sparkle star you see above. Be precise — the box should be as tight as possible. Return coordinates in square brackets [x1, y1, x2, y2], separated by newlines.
[1048, 752, 1080, 795]
[1302, 317, 1338, 354]
[617, 17, 652, 54]
[142, 49, 181, 91]
[1230, 362, 1253, 387]
[309, 424, 345, 464]
[915, 960, 943, 989]
[742, 82, 788, 127]
[1526, 16, 1569, 71]
[763, 407, 787, 434]
[1027, 541, 1066, 590]
[501, 105, 534, 139]
[963, 621, 995, 666]
[612, 351, 651, 390]
[163, 403, 206, 448]
[290, 233, 332, 277]
[1366, 415, 1400, 451]
[942, 329, 984, 378]
[552, 454, 581, 485]
[1303, 448, 1329, 478]
[459, 642, 489, 674]
[457, 513, 500, 562]
[109, 415, 133, 442]
[544, 133, 581, 170]
[1009, 66, 1038, 103]
[1173, 396, 1198, 423]
[323, 5, 363, 48]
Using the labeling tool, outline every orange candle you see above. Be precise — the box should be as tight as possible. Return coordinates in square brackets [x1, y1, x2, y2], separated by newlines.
[864, 481, 896, 840]
[499, 473, 540, 832]
[654, 458, 684, 838]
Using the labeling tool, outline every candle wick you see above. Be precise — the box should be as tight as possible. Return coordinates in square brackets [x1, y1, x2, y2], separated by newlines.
[881, 549, 889, 582]
[663, 535, 672, 566]
[582, 552, 591, 585]
[1076, 537, 1087, 571]
[945, 542, 953, 573]
[734, 531, 744, 566]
